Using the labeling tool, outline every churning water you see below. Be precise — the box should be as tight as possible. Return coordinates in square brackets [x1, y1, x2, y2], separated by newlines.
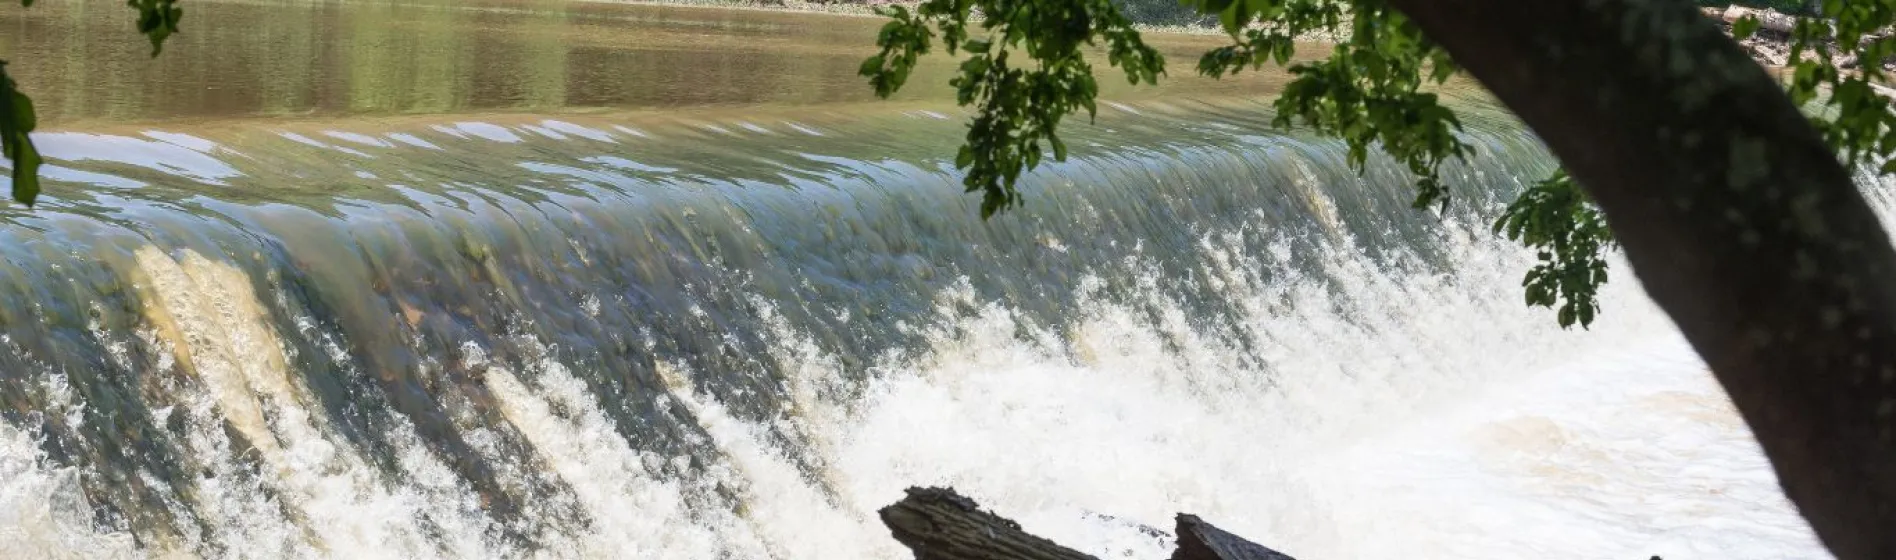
[0, 1, 1841, 559]
[0, 98, 1833, 559]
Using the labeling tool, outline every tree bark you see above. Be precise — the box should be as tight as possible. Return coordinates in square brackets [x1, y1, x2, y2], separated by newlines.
[878, 488, 1300, 560]
[878, 487, 1096, 560]
[1170, 514, 1296, 560]
[1383, 0, 1896, 558]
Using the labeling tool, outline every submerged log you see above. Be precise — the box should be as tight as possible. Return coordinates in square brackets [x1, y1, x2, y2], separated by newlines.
[1170, 514, 1296, 560]
[880, 487, 1298, 560]
[879, 487, 1094, 560]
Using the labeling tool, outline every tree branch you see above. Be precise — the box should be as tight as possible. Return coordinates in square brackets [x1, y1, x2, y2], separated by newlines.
[1384, 0, 1896, 557]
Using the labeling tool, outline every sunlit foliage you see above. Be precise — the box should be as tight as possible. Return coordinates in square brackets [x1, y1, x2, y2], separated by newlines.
[864, 0, 1896, 328]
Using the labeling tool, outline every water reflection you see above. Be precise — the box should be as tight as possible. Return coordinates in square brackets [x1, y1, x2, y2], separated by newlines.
[0, 0, 1295, 126]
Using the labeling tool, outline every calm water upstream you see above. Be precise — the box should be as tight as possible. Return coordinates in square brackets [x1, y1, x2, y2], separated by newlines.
[0, 1, 1830, 558]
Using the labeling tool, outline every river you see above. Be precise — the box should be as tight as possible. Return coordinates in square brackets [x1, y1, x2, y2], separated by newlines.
[0, 1, 1827, 558]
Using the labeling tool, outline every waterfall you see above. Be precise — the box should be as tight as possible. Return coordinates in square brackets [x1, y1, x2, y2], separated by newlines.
[0, 100, 1823, 558]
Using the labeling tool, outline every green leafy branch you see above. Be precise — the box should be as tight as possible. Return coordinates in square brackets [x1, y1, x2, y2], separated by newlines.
[1493, 170, 1612, 329]
[1770, 1, 1896, 172]
[1197, 0, 1469, 212]
[864, 0, 1625, 327]
[860, 0, 1162, 217]
[1197, 2, 1617, 327]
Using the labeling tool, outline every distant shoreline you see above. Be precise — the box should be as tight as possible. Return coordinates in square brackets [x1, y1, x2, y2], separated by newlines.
[579, 0, 1232, 35]
[582, 0, 895, 19]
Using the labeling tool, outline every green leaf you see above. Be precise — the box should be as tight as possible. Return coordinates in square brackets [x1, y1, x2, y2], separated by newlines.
[1219, 0, 1252, 36]
[0, 63, 43, 206]
[128, 0, 185, 56]
[859, 0, 1632, 330]
[10, 90, 34, 132]
[1492, 170, 1610, 328]
[1733, 15, 1761, 40]
[9, 137, 40, 206]
[860, 0, 1165, 218]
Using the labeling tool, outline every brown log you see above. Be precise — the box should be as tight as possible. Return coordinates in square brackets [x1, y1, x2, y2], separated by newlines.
[879, 487, 1096, 560]
[1170, 514, 1297, 560]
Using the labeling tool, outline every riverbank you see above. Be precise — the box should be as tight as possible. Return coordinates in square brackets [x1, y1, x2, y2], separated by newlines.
[583, 0, 894, 18]
[577, 0, 1231, 34]
[587, 0, 1809, 51]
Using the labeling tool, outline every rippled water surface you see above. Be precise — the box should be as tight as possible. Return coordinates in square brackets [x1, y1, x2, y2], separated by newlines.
[0, 0, 1295, 124]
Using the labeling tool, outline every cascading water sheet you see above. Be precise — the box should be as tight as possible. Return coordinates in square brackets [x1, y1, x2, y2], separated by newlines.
[0, 99, 1827, 559]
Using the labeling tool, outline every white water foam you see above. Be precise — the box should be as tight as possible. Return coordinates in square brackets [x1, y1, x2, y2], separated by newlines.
[0, 422, 141, 559]
[118, 248, 500, 558]
[473, 340, 766, 559]
[0, 207, 1831, 558]
[751, 223, 1823, 559]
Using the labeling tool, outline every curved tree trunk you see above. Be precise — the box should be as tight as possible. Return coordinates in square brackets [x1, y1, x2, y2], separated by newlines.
[1383, 0, 1896, 557]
